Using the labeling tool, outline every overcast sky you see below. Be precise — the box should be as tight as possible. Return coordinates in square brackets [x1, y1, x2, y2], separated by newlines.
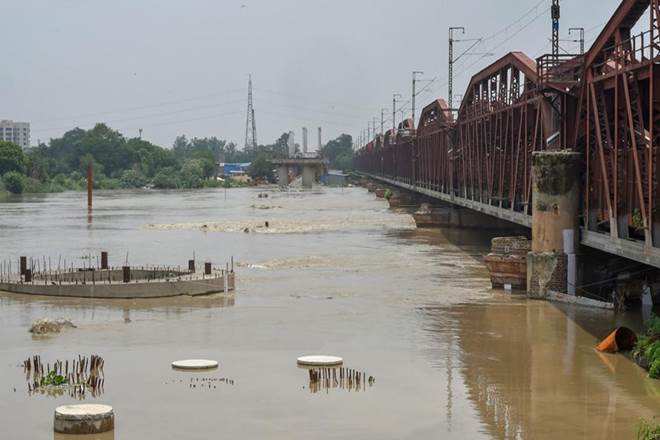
[1, 0, 620, 150]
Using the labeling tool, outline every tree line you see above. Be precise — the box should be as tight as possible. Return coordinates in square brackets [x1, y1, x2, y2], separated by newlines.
[0, 123, 354, 194]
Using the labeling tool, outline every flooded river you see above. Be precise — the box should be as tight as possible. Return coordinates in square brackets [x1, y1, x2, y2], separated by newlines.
[0, 187, 658, 439]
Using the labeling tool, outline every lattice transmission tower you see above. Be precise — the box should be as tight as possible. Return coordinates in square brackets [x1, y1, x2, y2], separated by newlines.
[551, 0, 560, 59]
[245, 75, 258, 151]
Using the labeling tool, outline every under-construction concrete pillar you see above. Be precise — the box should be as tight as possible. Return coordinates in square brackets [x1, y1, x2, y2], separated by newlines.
[527, 151, 580, 298]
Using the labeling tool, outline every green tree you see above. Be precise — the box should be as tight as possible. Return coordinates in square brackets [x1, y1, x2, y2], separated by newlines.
[0, 141, 27, 175]
[223, 142, 252, 163]
[248, 152, 274, 182]
[126, 138, 177, 178]
[172, 135, 225, 162]
[3, 171, 26, 194]
[119, 169, 148, 188]
[333, 153, 353, 172]
[191, 149, 218, 178]
[178, 159, 205, 188]
[153, 167, 179, 189]
[47, 127, 86, 175]
[26, 144, 52, 181]
[81, 124, 132, 176]
[321, 134, 353, 170]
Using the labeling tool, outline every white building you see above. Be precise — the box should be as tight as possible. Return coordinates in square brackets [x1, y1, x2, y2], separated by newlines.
[0, 120, 30, 149]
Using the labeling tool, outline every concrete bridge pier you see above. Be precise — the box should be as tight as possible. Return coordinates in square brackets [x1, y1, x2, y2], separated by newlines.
[527, 151, 581, 299]
[386, 188, 421, 208]
[277, 165, 290, 187]
[301, 166, 316, 189]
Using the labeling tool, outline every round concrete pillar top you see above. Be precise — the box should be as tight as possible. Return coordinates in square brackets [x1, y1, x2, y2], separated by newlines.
[171, 359, 219, 370]
[296, 355, 343, 367]
[55, 404, 113, 418]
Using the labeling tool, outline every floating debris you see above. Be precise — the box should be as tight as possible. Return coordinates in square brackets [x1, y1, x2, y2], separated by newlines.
[30, 318, 77, 335]
[23, 354, 105, 399]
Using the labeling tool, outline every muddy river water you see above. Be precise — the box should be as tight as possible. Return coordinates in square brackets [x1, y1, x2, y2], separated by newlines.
[0, 187, 658, 439]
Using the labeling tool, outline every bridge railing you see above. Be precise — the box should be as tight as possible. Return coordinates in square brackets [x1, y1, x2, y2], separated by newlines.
[537, 54, 583, 90]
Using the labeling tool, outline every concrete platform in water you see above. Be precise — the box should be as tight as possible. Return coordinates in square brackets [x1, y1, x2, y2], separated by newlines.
[0, 266, 235, 299]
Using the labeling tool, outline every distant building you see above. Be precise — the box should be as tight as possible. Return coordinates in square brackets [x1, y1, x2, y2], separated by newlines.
[218, 162, 251, 177]
[0, 120, 30, 150]
[320, 170, 348, 187]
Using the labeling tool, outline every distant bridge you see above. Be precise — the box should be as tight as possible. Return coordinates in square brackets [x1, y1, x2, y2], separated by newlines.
[355, 0, 660, 269]
[271, 157, 329, 188]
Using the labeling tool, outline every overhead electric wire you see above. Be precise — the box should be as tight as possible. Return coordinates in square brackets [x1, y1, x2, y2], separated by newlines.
[369, 0, 554, 125]
[449, 6, 551, 87]
[31, 87, 246, 125]
[255, 88, 380, 114]
[32, 98, 246, 134]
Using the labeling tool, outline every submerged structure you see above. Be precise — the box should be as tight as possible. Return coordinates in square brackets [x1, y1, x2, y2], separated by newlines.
[0, 253, 235, 299]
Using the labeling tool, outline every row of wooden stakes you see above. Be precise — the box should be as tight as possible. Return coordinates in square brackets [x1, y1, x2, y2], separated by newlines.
[23, 354, 105, 399]
[23, 354, 104, 380]
[307, 367, 375, 393]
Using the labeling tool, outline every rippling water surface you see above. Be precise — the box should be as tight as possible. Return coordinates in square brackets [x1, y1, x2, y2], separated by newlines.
[0, 187, 658, 439]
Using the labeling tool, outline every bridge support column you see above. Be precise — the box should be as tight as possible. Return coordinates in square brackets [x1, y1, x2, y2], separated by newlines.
[301, 166, 315, 189]
[277, 165, 289, 187]
[527, 151, 580, 299]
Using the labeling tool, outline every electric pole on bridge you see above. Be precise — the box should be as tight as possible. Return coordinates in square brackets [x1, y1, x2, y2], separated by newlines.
[412, 71, 424, 126]
[552, 0, 560, 60]
[448, 27, 465, 114]
[569, 27, 584, 55]
[381, 108, 387, 136]
[392, 93, 402, 134]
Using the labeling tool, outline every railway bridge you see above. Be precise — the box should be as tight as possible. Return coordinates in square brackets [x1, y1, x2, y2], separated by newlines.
[355, 0, 660, 300]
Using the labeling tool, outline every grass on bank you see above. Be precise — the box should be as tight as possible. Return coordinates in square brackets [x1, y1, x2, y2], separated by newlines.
[637, 418, 660, 440]
[632, 315, 660, 379]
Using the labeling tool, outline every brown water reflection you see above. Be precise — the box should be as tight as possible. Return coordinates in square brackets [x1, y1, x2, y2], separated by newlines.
[421, 298, 660, 440]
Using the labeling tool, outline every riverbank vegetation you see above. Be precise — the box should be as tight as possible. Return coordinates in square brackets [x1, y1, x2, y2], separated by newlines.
[0, 125, 354, 194]
[320, 134, 353, 171]
[632, 315, 660, 378]
[637, 418, 660, 440]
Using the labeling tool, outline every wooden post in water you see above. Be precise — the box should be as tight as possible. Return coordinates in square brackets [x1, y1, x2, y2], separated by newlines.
[87, 159, 93, 210]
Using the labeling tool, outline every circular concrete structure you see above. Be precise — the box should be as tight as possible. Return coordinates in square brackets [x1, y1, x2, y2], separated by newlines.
[54, 404, 114, 434]
[296, 355, 343, 367]
[171, 359, 219, 370]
